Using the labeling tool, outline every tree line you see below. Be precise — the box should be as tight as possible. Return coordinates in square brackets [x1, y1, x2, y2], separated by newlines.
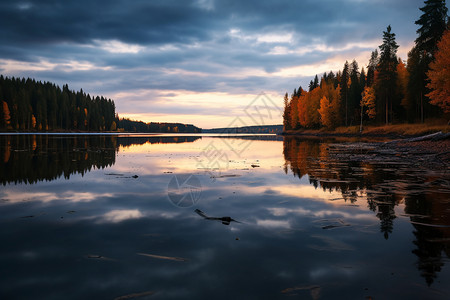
[117, 118, 201, 133]
[0, 75, 202, 133]
[283, 0, 449, 131]
[0, 76, 116, 131]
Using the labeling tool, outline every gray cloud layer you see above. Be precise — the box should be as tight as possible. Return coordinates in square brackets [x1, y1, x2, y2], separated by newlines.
[0, 0, 426, 124]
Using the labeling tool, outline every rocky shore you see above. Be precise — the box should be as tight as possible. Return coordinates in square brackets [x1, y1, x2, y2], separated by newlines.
[327, 132, 450, 171]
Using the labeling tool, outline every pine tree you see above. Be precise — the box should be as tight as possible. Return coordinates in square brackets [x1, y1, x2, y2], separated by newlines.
[376, 25, 399, 124]
[283, 92, 291, 130]
[409, 0, 449, 122]
[340, 61, 350, 126]
[367, 50, 379, 87]
[406, 46, 429, 122]
[360, 67, 366, 89]
[349, 60, 362, 125]
[313, 75, 319, 89]
[415, 0, 448, 56]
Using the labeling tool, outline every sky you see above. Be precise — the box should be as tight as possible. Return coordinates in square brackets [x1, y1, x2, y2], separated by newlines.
[0, 0, 427, 128]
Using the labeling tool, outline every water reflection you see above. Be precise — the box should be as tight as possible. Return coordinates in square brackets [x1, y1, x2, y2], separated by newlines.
[0, 135, 201, 185]
[283, 136, 450, 286]
[1, 135, 449, 299]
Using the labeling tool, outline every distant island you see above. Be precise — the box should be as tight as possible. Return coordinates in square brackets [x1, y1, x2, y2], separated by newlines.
[0, 75, 201, 133]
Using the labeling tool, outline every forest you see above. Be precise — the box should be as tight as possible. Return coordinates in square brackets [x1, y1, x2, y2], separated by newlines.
[117, 118, 201, 133]
[0, 76, 116, 131]
[283, 0, 449, 131]
[0, 76, 201, 133]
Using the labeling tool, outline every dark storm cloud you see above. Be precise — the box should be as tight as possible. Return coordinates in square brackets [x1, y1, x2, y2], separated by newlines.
[0, 0, 429, 125]
[1, 0, 423, 50]
[0, 0, 215, 45]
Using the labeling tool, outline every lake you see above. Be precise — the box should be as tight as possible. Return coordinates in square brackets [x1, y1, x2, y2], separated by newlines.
[0, 134, 449, 300]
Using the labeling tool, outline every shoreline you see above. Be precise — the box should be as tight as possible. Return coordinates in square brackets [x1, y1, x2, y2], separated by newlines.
[282, 123, 450, 139]
[281, 131, 407, 139]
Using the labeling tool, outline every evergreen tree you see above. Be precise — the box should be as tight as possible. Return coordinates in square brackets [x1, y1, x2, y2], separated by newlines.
[406, 47, 428, 122]
[376, 25, 399, 124]
[415, 0, 449, 56]
[340, 61, 350, 126]
[367, 50, 379, 87]
[313, 75, 319, 89]
[0, 76, 117, 132]
[360, 67, 366, 89]
[308, 80, 314, 92]
[408, 0, 449, 122]
[349, 60, 362, 125]
[283, 92, 291, 130]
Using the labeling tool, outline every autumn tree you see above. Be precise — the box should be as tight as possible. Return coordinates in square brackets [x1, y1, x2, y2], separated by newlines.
[1, 101, 11, 129]
[306, 88, 321, 128]
[318, 82, 341, 129]
[318, 96, 333, 128]
[426, 29, 450, 114]
[289, 93, 300, 129]
[361, 86, 377, 120]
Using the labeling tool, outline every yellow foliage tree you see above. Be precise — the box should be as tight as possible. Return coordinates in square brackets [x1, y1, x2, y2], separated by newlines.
[31, 114, 36, 129]
[2, 101, 11, 128]
[110, 121, 117, 131]
[318, 96, 333, 128]
[306, 88, 321, 127]
[361, 86, 376, 119]
[426, 29, 450, 113]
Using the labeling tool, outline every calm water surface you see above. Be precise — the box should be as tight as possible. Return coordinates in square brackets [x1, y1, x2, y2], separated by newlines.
[0, 134, 449, 300]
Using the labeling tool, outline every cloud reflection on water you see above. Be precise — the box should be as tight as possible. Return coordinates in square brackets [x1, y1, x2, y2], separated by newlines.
[0, 135, 449, 299]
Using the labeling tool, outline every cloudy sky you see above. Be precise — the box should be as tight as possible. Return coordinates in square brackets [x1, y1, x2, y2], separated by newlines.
[0, 0, 426, 128]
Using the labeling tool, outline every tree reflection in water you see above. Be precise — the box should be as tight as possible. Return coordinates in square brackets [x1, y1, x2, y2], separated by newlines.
[0, 134, 201, 185]
[283, 136, 450, 286]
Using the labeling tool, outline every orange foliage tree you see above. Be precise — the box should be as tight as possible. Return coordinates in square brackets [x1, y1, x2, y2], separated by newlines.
[296, 82, 341, 129]
[318, 82, 341, 129]
[298, 92, 308, 127]
[2, 101, 11, 129]
[426, 29, 450, 114]
[361, 86, 376, 120]
[318, 96, 333, 128]
[289, 95, 300, 129]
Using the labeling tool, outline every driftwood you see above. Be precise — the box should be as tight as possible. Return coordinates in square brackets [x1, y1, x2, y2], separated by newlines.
[407, 131, 447, 142]
[326, 131, 450, 171]
[385, 131, 450, 145]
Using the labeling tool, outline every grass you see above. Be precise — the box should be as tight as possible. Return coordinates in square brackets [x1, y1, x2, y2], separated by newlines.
[285, 119, 450, 137]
